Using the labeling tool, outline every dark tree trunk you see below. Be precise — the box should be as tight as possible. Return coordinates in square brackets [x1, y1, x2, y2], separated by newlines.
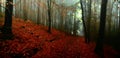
[73, 12, 77, 35]
[47, 0, 51, 33]
[95, 0, 108, 57]
[23, 0, 27, 21]
[86, 0, 91, 43]
[1, 0, 13, 39]
[37, 6, 40, 24]
[80, 0, 88, 43]
[0, 3, 1, 12]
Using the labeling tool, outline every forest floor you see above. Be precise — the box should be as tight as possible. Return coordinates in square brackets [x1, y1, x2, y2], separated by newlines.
[0, 17, 120, 58]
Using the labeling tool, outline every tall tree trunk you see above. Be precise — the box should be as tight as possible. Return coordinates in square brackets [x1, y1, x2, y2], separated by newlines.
[73, 12, 77, 35]
[95, 0, 108, 57]
[15, 0, 17, 18]
[23, 0, 27, 21]
[0, 2, 1, 12]
[47, 0, 51, 33]
[80, 0, 88, 43]
[86, 0, 91, 43]
[119, 6, 120, 32]
[2, 0, 13, 39]
[37, 5, 40, 24]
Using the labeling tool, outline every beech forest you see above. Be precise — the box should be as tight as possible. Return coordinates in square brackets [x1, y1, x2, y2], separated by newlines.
[0, 0, 120, 58]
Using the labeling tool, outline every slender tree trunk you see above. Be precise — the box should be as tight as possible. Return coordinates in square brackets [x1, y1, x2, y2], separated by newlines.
[0, 2, 1, 12]
[15, 0, 17, 17]
[37, 6, 40, 24]
[73, 12, 77, 35]
[95, 0, 108, 57]
[80, 0, 88, 43]
[119, 8, 120, 32]
[23, 0, 27, 21]
[86, 0, 91, 43]
[47, 0, 51, 33]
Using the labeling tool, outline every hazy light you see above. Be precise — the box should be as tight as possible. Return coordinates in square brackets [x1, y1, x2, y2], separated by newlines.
[55, 0, 79, 6]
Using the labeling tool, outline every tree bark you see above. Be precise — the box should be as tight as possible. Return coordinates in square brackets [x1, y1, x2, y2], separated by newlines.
[37, 5, 40, 24]
[95, 0, 108, 57]
[80, 0, 88, 43]
[2, 0, 13, 34]
[47, 0, 52, 33]
[0, 3, 1, 12]
[23, 0, 27, 21]
[86, 0, 91, 43]
[1, 0, 13, 39]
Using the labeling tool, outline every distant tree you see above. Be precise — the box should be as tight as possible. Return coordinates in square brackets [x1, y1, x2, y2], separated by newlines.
[23, 0, 27, 21]
[47, 0, 52, 33]
[85, 0, 92, 43]
[86, 0, 91, 43]
[118, 1, 120, 32]
[2, 0, 13, 39]
[73, 11, 77, 35]
[0, 1, 1, 12]
[95, 0, 108, 57]
[80, 0, 89, 43]
[36, 0, 40, 24]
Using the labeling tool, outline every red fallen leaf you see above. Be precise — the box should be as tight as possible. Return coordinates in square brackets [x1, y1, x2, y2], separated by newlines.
[0, 18, 119, 58]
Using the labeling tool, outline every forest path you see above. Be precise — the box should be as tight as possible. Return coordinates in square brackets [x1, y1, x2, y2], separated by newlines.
[0, 17, 119, 58]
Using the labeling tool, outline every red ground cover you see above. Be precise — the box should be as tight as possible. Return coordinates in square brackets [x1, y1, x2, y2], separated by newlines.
[0, 17, 119, 58]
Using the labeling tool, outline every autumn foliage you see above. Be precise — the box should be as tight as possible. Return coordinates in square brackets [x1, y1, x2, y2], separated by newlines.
[0, 17, 119, 58]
